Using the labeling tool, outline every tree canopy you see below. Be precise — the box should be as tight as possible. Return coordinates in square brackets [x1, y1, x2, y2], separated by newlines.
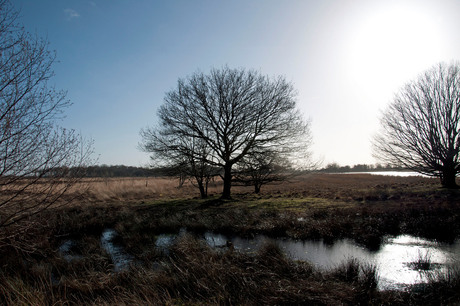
[141, 67, 312, 199]
[373, 62, 460, 188]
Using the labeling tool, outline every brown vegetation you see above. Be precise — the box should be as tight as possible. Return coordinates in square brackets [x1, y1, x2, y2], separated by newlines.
[66, 173, 446, 203]
[1, 173, 460, 304]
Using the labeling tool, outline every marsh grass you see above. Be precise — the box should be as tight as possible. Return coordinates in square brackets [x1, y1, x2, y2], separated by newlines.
[408, 249, 433, 271]
[404, 262, 460, 304]
[1, 227, 460, 304]
[2, 174, 460, 304]
[44, 178, 460, 251]
[431, 262, 460, 292]
[0, 234, 374, 304]
[331, 258, 379, 290]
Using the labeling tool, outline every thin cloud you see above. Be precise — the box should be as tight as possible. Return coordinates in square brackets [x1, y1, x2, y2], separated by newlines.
[64, 8, 80, 20]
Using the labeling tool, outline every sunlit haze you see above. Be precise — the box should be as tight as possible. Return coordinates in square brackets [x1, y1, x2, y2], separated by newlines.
[14, 0, 460, 167]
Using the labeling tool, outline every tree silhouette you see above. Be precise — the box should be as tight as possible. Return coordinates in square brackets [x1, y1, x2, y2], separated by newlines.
[0, 0, 93, 233]
[141, 67, 311, 199]
[374, 62, 460, 188]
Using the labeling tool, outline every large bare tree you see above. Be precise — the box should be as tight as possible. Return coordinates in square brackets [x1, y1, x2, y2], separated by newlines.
[141, 67, 311, 199]
[373, 62, 460, 188]
[0, 0, 93, 234]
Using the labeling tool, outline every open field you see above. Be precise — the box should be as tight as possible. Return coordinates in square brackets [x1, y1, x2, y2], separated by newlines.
[73, 172, 454, 204]
[1, 174, 460, 304]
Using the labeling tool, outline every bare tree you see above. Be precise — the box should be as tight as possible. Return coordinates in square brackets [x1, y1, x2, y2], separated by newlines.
[181, 140, 218, 198]
[0, 0, 93, 234]
[373, 62, 460, 188]
[233, 130, 314, 193]
[233, 150, 288, 194]
[141, 130, 217, 198]
[141, 67, 311, 199]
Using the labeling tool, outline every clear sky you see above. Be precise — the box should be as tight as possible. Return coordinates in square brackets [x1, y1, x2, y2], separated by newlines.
[13, 0, 460, 167]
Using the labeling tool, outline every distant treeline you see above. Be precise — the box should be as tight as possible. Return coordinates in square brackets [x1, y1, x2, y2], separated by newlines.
[81, 165, 166, 177]
[318, 163, 405, 173]
[82, 163, 405, 177]
[38, 165, 180, 178]
[51, 163, 406, 178]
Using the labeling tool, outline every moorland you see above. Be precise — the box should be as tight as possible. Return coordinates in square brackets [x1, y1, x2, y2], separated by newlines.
[1, 173, 460, 305]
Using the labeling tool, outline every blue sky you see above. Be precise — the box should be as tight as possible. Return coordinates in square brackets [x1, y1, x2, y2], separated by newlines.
[13, 0, 460, 167]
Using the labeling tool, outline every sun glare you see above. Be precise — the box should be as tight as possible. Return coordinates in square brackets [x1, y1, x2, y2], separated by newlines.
[345, 2, 447, 95]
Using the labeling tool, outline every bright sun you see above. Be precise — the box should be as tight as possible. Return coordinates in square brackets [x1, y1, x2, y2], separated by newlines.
[344, 2, 448, 96]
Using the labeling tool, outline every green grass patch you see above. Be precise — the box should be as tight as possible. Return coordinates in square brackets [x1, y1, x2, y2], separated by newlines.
[224, 196, 344, 211]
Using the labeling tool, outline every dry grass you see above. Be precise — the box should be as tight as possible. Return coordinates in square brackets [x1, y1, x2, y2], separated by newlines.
[46, 173, 459, 247]
[59, 173, 446, 205]
[0, 234, 382, 305]
[0, 173, 448, 207]
[1, 173, 460, 304]
[2, 232, 457, 305]
[72, 177, 224, 202]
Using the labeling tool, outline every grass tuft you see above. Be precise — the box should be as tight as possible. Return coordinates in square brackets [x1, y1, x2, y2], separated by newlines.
[409, 249, 433, 271]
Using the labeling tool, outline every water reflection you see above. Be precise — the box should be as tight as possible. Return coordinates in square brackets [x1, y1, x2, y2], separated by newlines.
[375, 235, 458, 290]
[340, 171, 425, 177]
[153, 228, 188, 255]
[204, 232, 227, 248]
[58, 239, 82, 262]
[154, 234, 176, 249]
[59, 229, 459, 291]
[203, 232, 460, 291]
[100, 228, 134, 272]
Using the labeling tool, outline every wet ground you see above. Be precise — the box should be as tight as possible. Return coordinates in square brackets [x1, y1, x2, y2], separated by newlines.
[59, 228, 460, 291]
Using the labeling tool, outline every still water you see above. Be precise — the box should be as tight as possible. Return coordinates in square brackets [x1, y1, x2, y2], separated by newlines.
[60, 229, 459, 291]
[339, 171, 425, 177]
[100, 228, 134, 272]
[203, 232, 459, 290]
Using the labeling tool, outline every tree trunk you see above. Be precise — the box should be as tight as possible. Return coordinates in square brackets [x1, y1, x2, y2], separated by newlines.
[195, 176, 207, 199]
[440, 167, 458, 188]
[221, 164, 232, 199]
[198, 183, 207, 198]
[254, 184, 261, 194]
